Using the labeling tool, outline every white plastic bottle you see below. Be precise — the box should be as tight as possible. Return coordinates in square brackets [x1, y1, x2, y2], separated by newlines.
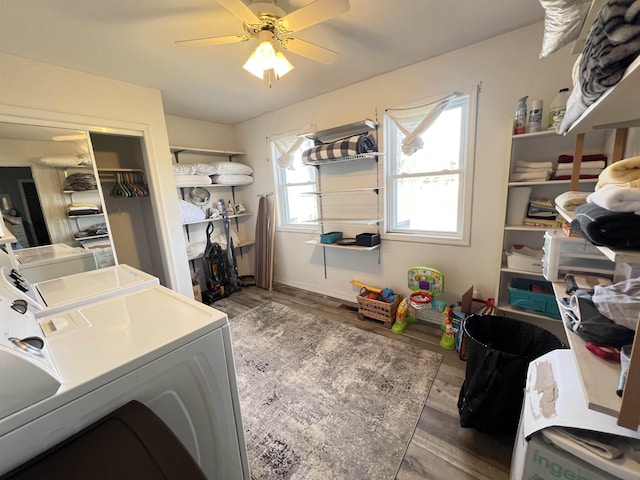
[526, 99, 543, 133]
[548, 88, 569, 129]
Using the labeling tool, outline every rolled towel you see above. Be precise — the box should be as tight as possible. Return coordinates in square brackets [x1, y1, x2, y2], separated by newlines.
[596, 155, 640, 190]
[572, 202, 640, 248]
[588, 184, 640, 212]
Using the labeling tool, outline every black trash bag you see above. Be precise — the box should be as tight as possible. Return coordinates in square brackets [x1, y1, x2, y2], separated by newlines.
[457, 315, 565, 435]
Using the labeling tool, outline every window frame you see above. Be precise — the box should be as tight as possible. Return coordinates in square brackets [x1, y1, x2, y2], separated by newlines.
[270, 136, 318, 232]
[383, 85, 477, 246]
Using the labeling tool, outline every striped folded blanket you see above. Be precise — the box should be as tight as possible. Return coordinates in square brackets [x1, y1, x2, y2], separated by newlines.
[302, 134, 377, 164]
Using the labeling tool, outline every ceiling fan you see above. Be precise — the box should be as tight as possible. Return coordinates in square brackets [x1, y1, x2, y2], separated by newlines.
[176, 0, 350, 82]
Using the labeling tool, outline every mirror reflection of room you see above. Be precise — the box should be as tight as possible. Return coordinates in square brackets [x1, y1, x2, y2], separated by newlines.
[0, 121, 114, 283]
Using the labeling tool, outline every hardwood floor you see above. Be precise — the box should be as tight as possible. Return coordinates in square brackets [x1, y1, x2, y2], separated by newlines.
[211, 284, 515, 479]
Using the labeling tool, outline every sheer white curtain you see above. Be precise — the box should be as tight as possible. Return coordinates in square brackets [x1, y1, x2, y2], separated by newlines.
[386, 92, 459, 156]
[273, 136, 305, 169]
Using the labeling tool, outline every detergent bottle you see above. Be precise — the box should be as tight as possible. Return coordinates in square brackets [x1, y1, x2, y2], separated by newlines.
[513, 96, 528, 135]
[549, 88, 569, 129]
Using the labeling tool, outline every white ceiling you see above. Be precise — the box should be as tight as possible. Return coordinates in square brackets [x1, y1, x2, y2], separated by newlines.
[0, 0, 545, 125]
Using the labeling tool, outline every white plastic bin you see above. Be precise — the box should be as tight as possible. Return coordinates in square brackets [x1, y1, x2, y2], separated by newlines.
[505, 246, 543, 273]
[542, 229, 615, 281]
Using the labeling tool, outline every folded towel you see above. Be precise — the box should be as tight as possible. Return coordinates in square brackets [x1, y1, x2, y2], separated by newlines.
[555, 191, 589, 211]
[178, 199, 205, 223]
[558, 154, 607, 164]
[596, 155, 640, 189]
[514, 160, 553, 170]
[558, 153, 607, 163]
[555, 167, 604, 176]
[556, 162, 606, 171]
[174, 174, 212, 187]
[588, 184, 640, 212]
[511, 171, 551, 182]
[553, 174, 600, 180]
[572, 202, 640, 248]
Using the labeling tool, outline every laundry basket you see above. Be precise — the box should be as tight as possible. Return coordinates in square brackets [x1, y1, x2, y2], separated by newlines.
[457, 315, 565, 434]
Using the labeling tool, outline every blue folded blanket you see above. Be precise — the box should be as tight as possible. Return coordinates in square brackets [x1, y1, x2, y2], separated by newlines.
[302, 134, 377, 164]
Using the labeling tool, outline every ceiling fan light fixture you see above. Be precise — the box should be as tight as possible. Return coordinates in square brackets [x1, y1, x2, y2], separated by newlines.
[243, 39, 293, 81]
[273, 50, 294, 78]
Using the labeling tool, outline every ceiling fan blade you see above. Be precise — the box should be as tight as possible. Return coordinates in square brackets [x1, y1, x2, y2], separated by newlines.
[282, 37, 338, 65]
[176, 34, 250, 47]
[279, 0, 350, 33]
[216, 0, 260, 25]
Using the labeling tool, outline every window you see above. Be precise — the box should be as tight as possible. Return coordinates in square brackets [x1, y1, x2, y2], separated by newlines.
[385, 86, 477, 245]
[270, 136, 317, 229]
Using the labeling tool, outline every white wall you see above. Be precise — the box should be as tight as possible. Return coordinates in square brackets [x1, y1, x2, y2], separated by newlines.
[234, 22, 579, 303]
[0, 52, 192, 297]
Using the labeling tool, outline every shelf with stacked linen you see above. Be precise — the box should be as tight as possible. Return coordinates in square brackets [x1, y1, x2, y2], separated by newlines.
[171, 146, 255, 294]
[496, 127, 611, 331]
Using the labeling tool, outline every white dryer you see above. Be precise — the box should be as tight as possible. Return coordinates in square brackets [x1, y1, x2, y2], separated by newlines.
[2, 263, 158, 317]
[2, 243, 97, 283]
[0, 284, 250, 480]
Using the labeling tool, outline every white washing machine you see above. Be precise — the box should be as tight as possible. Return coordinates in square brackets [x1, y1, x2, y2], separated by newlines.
[0, 283, 250, 480]
[3, 243, 97, 283]
[1, 263, 158, 317]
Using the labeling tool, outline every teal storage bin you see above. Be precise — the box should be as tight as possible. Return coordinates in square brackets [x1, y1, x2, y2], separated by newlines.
[508, 278, 560, 320]
[320, 231, 342, 244]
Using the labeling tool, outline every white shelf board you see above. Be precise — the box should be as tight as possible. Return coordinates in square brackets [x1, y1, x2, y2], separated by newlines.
[302, 187, 381, 195]
[496, 303, 559, 322]
[504, 225, 551, 232]
[177, 183, 248, 189]
[305, 239, 379, 251]
[500, 266, 545, 277]
[508, 179, 597, 187]
[304, 119, 378, 142]
[68, 213, 104, 219]
[0, 229, 17, 246]
[303, 153, 382, 166]
[567, 54, 640, 134]
[182, 212, 251, 226]
[170, 146, 245, 156]
[552, 282, 622, 417]
[187, 240, 255, 260]
[306, 218, 383, 226]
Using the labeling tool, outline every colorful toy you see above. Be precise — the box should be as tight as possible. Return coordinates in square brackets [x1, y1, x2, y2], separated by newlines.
[407, 266, 444, 296]
[439, 307, 456, 349]
[406, 267, 445, 324]
[391, 297, 409, 334]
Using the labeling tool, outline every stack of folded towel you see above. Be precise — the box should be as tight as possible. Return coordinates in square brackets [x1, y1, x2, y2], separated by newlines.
[570, 156, 640, 249]
[510, 160, 552, 182]
[553, 154, 607, 180]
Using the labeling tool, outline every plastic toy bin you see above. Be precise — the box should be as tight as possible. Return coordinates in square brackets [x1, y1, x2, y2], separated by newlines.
[508, 278, 560, 320]
[320, 231, 342, 244]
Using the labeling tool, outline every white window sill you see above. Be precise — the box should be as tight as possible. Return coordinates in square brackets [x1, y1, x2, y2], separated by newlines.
[381, 231, 469, 247]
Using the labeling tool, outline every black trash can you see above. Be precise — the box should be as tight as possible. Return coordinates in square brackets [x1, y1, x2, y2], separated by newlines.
[457, 315, 565, 435]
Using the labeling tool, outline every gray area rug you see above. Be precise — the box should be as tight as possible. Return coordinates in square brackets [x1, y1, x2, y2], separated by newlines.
[229, 301, 443, 480]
